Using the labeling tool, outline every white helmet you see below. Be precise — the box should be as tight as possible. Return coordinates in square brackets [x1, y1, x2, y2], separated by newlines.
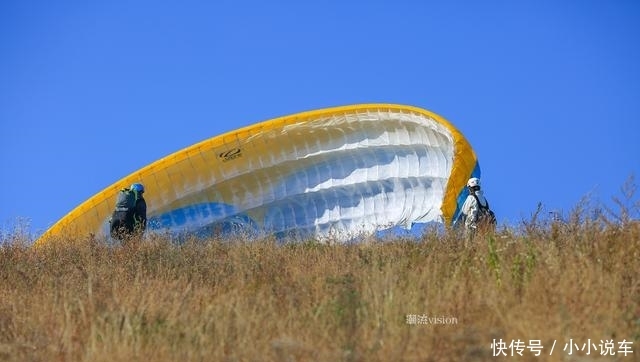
[467, 177, 480, 188]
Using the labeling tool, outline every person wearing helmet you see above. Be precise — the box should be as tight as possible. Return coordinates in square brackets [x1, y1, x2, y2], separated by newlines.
[460, 177, 492, 243]
[109, 183, 147, 241]
[129, 183, 147, 236]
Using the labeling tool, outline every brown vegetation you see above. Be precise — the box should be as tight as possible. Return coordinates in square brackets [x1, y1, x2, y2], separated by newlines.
[1, 190, 639, 361]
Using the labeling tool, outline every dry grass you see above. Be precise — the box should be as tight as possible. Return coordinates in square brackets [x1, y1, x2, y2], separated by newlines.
[2, 185, 639, 361]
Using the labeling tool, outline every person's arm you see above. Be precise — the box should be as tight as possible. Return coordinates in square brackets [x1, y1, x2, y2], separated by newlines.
[139, 199, 147, 231]
[133, 199, 147, 232]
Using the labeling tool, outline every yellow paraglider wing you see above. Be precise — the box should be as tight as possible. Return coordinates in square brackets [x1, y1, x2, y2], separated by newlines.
[36, 104, 478, 245]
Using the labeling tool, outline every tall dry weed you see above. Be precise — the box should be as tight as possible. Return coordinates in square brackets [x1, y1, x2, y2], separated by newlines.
[1, 181, 638, 361]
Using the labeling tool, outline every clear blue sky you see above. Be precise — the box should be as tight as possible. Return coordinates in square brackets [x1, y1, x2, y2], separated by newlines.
[2, 0, 639, 237]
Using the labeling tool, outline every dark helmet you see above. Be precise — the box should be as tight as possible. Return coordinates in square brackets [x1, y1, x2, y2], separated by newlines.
[130, 183, 145, 193]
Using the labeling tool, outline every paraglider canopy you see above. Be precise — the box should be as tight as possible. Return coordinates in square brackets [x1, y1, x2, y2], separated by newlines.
[37, 104, 479, 245]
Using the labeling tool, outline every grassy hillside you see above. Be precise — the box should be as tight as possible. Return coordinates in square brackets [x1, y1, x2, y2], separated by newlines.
[1, 196, 638, 361]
